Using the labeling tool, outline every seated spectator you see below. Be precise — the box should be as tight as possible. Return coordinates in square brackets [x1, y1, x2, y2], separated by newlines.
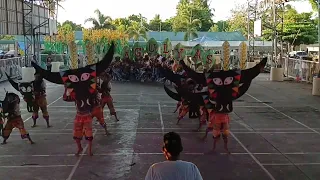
[145, 132, 203, 180]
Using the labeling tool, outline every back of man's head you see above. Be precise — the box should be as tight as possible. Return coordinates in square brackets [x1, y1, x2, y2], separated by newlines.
[163, 132, 183, 157]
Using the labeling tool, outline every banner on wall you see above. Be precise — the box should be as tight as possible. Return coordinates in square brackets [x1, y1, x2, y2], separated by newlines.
[122, 46, 132, 60]
[161, 38, 172, 58]
[44, 37, 249, 65]
[191, 44, 205, 64]
[205, 49, 215, 65]
[146, 38, 159, 56]
[173, 43, 186, 61]
[132, 42, 144, 60]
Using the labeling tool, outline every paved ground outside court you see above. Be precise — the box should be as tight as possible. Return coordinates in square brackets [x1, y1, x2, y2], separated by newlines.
[1, 73, 320, 180]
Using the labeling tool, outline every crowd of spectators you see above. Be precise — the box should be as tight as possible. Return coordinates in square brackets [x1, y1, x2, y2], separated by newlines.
[107, 54, 176, 82]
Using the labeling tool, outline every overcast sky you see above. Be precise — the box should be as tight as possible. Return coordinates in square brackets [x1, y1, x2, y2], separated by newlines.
[57, 0, 313, 28]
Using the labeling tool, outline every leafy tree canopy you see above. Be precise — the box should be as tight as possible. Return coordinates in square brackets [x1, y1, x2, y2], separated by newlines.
[172, 0, 214, 32]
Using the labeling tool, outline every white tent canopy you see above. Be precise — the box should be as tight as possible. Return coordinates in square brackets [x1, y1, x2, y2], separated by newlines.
[171, 40, 273, 51]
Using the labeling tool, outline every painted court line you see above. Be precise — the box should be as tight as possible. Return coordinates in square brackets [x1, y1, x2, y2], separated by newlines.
[22, 96, 62, 123]
[49, 105, 268, 108]
[230, 132, 276, 180]
[234, 120, 254, 132]
[0, 165, 74, 168]
[111, 93, 166, 96]
[9, 131, 317, 136]
[246, 93, 320, 135]
[2, 152, 320, 158]
[262, 163, 320, 166]
[66, 129, 98, 180]
[158, 101, 164, 134]
[23, 127, 316, 132]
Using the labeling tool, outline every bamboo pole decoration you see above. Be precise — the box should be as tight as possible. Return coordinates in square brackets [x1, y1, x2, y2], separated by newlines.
[222, 41, 230, 71]
[86, 41, 94, 65]
[239, 41, 248, 70]
[66, 32, 78, 69]
[83, 29, 95, 65]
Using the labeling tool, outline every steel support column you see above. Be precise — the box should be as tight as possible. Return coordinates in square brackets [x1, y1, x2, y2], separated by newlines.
[247, 0, 258, 62]
[22, 0, 58, 65]
[272, 0, 284, 67]
[22, 0, 34, 66]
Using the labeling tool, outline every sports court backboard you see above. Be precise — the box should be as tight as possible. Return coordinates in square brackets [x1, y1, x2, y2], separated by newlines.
[0, 0, 57, 35]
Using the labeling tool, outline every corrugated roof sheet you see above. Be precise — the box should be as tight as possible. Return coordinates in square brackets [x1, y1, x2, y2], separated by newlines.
[11, 31, 246, 42]
[73, 31, 246, 41]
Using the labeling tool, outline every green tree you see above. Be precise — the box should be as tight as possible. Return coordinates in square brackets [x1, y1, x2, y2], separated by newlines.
[84, 9, 115, 30]
[307, 0, 318, 11]
[149, 14, 162, 31]
[42, 0, 65, 18]
[183, 18, 202, 40]
[262, 5, 317, 47]
[60, 24, 73, 33]
[126, 21, 147, 41]
[0, 35, 15, 40]
[60, 20, 83, 31]
[226, 4, 248, 36]
[210, 21, 229, 32]
[173, 0, 213, 32]
[161, 18, 173, 31]
[148, 15, 173, 31]
[128, 14, 149, 29]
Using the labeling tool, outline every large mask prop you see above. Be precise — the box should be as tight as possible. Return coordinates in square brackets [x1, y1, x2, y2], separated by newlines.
[6, 74, 35, 112]
[31, 43, 115, 111]
[60, 65, 97, 111]
[180, 57, 267, 113]
[161, 66, 204, 118]
[0, 92, 20, 114]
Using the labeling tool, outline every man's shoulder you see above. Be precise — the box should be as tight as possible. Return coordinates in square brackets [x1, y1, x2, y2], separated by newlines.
[151, 160, 197, 169]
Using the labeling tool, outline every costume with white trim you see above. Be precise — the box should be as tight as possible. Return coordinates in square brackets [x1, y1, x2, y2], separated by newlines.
[178, 58, 267, 153]
[31, 43, 115, 156]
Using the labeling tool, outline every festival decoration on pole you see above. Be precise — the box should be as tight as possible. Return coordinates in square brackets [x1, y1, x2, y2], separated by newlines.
[83, 29, 95, 65]
[173, 43, 186, 61]
[205, 49, 215, 66]
[66, 32, 78, 69]
[146, 38, 159, 56]
[121, 46, 132, 60]
[222, 41, 230, 71]
[239, 41, 248, 70]
[161, 38, 172, 58]
[132, 42, 144, 60]
[44, 30, 252, 71]
[191, 44, 205, 65]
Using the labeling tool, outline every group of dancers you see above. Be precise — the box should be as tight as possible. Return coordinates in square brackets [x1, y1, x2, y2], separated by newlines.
[0, 41, 267, 156]
[163, 57, 267, 153]
[0, 44, 118, 156]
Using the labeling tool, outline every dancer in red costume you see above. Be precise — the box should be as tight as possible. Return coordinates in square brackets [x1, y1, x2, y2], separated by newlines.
[99, 71, 119, 121]
[1, 92, 34, 145]
[32, 43, 115, 156]
[91, 94, 111, 135]
[6, 72, 51, 128]
[32, 73, 51, 128]
[179, 58, 267, 153]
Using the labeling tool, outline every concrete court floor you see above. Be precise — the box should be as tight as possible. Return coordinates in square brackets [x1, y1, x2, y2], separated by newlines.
[1, 73, 320, 180]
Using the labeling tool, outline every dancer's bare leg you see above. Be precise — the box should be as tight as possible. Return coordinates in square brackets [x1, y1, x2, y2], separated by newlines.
[88, 140, 93, 156]
[75, 139, 83, 156]
[213, 136, 220, 152]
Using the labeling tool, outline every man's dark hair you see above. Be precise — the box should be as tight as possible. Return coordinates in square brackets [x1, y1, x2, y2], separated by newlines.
[163, 132, 183, 157]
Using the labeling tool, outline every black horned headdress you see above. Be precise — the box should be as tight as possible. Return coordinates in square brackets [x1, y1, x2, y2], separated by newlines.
[31, 42, 115, 112]
[179, 57, 267, 113]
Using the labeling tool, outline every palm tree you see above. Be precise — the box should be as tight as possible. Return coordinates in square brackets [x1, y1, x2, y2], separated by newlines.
[84, 9, 115, 30]
[185, 20, 201, 41]
[174, 3, 202, 41]
[126, 21, 147, 42]
[303, 0, 317, 11]
[42, 0, 65, 18]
